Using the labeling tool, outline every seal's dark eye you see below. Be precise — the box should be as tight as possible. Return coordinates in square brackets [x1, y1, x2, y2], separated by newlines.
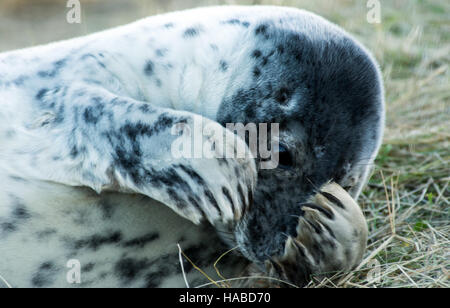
[277, 144, 294, 169]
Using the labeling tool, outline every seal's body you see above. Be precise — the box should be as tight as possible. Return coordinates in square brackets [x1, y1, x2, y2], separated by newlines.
[0, 6, 383, 287]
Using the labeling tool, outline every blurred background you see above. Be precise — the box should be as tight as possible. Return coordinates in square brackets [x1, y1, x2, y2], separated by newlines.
[0, 0, 448, 287]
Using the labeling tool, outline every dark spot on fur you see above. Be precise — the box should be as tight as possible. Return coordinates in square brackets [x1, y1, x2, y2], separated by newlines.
[36, 229, 57, 239]
[144, 61, 154, 76]
[244, 102, 256, 119]
[188, 195, 206, 218]
[70, 145, 79, 158]
[83, 103, 105, 125]
[145, 272, 164, 288]
[37, 71, 53, 78]
[115, 258, 149, 282]
[98, 200, 115, 219]
[255, 24, 270, 39]
[123, 233, 160, 248]
[224, 19, 241, 25]
[183, 27, 201, 38]
[177, 165, 205, 186]
[80, 53, 106, 68]
[277, 44, 285, 54]
[13, 204, 31, 220]
[252, 50, 262, 58]
[37, 58, 67, 78]
[253, 67, 261, 78]
[5, 130, 16, 138]
[36, 88, 48, 101]
[74, 231, 122, 250]
[1, 222, 16, 233]
[31, 262, 56, 287]
[274, 87, 291, 105]
[138, 104, 153, 114]
[167, 188, 186, 209]
[237, 184, 247, 213]
[13, 75, 28, 86]
[9, 175, 27, 182]
[222, 187, 235, 214]
[222, 19, 250, 28]
[204, 188, 221, 215]
[219, 60, 229, 72]
[82, 263, 95, 273]
[255, 24, 268, 35]
[155, 48, 168, 57]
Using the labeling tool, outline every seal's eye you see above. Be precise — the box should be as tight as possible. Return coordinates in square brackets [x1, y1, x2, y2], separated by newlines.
[277, 144, 294, 169]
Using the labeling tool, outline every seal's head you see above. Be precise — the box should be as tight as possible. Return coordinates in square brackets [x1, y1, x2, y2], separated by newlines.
[215, 10, 383, 284]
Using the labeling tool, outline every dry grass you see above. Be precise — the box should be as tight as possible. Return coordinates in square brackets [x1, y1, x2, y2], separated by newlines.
[305, 0, 449, 288]
[0, 0, 448, 288]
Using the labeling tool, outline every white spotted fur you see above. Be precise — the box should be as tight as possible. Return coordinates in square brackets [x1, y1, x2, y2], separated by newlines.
[0, 6, 379, 287]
